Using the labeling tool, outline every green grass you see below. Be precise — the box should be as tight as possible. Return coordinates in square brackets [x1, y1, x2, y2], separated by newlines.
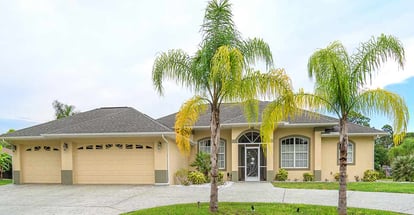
[272, 182, 414, 194]
[123, 202, 404, 215]
[0, 179, 12, 186]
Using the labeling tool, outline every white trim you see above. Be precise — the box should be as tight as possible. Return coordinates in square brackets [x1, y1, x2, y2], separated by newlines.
[321, 132, 386, 137]
[2, 132, 175, 140]
[191, 122, 338, 129]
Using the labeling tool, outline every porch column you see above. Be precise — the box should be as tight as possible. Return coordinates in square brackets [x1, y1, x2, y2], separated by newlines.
[314, 131, 322, 181]
[266, 139, 274, 182]
[12, 143, 21, 184]
[231, 128, 242, 182]
[61, 141, 73, 185]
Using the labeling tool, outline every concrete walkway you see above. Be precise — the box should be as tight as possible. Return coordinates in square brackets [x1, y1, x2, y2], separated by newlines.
[0, 182, 413, 214]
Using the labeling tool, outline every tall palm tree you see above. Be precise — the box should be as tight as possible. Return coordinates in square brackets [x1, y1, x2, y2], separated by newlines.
[152, 0, 294, 212]
[297, 34, 409, 215]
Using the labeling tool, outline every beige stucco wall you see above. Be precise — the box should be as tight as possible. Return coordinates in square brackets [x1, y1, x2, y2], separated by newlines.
[167, 139, 189, 184]
[321, 136, 374, 182]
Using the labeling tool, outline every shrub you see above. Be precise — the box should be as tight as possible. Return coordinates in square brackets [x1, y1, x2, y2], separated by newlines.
[275, 169, 288, 181]
[218, 171, 224, 183]
[362, 170, 379, 182]
[188, 171, 207, 184]
[303, 173, 314, 182]
[392, 155, 414, 182]
[190, 152, 211, 179]
[175, 168, 190, 185]
[334, 173, 347, 182]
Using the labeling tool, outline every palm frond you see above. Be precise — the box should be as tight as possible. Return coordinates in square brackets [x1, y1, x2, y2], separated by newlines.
[355, 88, 409, 145]
[238, 38, 273, 69]
[175, 96, 208, 155]
[352, 34, 405, 85]
[152, 49, 192, 95]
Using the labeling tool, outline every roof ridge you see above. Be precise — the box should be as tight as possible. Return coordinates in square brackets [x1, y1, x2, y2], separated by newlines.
[140, 112, 173, 131]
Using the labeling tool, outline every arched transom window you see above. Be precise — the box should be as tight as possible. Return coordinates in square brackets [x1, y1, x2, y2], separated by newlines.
[238, 131, 261, 143]
[280, 136, 309, 168]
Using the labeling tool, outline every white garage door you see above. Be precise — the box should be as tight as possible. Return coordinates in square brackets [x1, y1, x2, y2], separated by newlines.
[74, 143, 154, 184]
[22, 145, 61, 183]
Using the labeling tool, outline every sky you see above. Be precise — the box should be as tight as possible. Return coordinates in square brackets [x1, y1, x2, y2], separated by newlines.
[0, 0, 413, 134]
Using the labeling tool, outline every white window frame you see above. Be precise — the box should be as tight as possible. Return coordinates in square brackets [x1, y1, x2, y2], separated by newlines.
[338, 142, 354, 164]
[280, 136, 309, 168]
[198, 139, 226, 169]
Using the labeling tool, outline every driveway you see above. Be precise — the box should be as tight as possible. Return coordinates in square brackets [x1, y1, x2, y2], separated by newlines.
[0, 182, 413, 215]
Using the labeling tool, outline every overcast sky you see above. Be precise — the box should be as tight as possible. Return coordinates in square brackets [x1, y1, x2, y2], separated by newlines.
[1, 0, 413, 133]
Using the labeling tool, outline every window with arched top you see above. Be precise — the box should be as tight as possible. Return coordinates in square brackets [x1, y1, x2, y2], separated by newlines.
[238, 131, 261, 143]
[198, 138, 226, 169]
[280, 136, 309, 168]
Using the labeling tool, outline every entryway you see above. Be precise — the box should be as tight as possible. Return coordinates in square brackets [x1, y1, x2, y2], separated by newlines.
[237, 131, 267, 181]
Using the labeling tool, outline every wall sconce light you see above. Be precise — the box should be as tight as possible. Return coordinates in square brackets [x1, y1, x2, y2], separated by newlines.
[12, 145, 16, 152]
[63, 143, 68, 151]
[157, 141, 162, 150]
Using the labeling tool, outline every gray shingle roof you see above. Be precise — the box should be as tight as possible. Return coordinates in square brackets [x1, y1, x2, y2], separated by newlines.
[2, 107, 172, 137]
[157, 101, 384, 134]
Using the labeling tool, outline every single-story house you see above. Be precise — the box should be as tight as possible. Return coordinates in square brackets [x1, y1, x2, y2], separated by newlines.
[1, 102, 384, 184]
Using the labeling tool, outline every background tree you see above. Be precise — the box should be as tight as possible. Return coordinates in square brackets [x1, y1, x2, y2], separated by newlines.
[52, 100, 78, 119]
[376, 124, 394, 148]
[348, 111, 370, 127]
[0, 146, 12, 179]
[296, 34, 408, 215]
[152, 0, 294, 212]
[388, 134, 414, 161]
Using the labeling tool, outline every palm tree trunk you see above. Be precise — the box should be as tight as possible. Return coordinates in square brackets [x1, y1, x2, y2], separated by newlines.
[338, 117, 349, 215]
[209, 104, 220, 213]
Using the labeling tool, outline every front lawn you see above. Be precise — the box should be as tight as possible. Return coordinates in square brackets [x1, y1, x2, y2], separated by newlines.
[123, 202, 404, 215]
[0, 179, 12, 186]
[272, 182, 414, 194]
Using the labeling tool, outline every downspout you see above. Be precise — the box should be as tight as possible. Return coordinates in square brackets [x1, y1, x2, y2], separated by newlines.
[162, 134, 170, 185]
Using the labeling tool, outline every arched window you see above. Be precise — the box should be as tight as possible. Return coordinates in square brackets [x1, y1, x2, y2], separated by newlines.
[198, 139, 226, 169]
[280, 136, 309, 168]
[238, 131, 261, 143]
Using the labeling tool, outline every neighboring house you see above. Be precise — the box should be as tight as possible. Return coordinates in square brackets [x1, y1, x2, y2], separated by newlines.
[1, 102, 384, 185]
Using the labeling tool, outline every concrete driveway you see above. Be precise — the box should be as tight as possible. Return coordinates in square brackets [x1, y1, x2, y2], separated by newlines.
[0, 182, 413, 215]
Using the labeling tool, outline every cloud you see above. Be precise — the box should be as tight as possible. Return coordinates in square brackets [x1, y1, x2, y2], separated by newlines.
[369, 37, 414, 89]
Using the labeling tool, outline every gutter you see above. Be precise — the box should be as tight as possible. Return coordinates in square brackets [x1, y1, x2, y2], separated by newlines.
[158, 134, 170, 185]
[190, 122, 338, 129]
[321, 132, 386, 137]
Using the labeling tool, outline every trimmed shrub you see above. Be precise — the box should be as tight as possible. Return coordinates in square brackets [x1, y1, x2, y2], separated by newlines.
[392, 155, 414, 182]
[334, 173, 348, 182]
[303, 173, 314, 182]
[175, 168, 190, 185]
[188, 171, 207, 184]
[362, 170, 379, 182]
[275, 169, 288, 181]
[218, 171, 224, 183]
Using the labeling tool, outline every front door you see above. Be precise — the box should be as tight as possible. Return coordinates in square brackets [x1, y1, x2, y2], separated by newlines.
[245, 147, 259, 181]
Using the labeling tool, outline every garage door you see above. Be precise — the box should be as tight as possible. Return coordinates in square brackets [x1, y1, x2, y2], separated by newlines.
[22, 145, 61, 183]
[74, 143, 154, 184]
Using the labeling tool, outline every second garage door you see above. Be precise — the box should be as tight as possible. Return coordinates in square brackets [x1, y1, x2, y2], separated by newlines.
[74, 143, 154, 184]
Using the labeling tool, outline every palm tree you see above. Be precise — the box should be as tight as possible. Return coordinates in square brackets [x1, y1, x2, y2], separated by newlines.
[297, 34, 409, 215]
[152, 0, 294, 212]
[52, 100, 78, 119]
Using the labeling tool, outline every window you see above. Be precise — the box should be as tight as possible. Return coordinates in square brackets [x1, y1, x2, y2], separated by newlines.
[338, 142, 354, 164]
[280, 136, 309, 168]
[198, 139, 226, 169]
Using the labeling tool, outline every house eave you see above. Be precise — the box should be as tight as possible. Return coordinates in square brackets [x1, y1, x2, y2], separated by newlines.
[191, 122, 338, 129]
[321, 132, 386, 137]
[2, 132, 175, 140]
